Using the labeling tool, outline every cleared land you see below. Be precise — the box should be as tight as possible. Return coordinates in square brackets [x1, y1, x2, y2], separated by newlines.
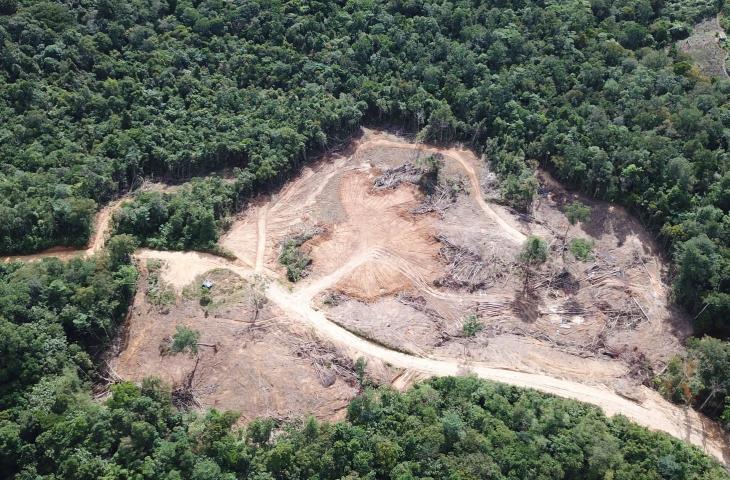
[678, 15, 729, 78]
[9, 129, 729, 463]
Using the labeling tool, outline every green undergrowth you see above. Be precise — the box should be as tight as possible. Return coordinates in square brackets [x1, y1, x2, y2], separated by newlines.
[279, 230, 320, 282]
[144, 259, 176, 310]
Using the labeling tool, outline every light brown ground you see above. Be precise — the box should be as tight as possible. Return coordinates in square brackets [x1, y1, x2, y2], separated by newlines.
[16, 129, 730, 463]
[305, 172, 440, 300]
[678, 15, 729, 79]
[111, 265, 361, 422]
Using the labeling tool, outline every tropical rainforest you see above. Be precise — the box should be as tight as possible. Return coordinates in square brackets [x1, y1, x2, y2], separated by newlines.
[2, 0, 730, 477]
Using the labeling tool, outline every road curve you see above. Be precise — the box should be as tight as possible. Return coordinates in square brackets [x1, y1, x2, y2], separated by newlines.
[265, 281, 729, 465]
[364, 138, 527, 244]
[131, 249, 729, 465]
[4, 132, 727, 464]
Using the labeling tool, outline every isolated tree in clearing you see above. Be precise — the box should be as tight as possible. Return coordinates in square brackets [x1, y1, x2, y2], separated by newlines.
[563, 201, 592, 264]
[519, 235, 548, 291]
[171, 325, 201, 356]
[461, 313, 484, 337]
[569, 237, 594, 261]
[520, 235, 549, 266]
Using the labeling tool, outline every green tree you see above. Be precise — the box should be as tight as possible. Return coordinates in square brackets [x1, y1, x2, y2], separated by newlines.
[569, 238, 594, 261]
[563, 201, 591, 264]
[520, 235, 548, 266]
[674, 235, 718, 313]
[461, 314, 484, 337]
[171, 325, 201, 356]
[0, 0, 17, 15]
[106, 234, 139, 269]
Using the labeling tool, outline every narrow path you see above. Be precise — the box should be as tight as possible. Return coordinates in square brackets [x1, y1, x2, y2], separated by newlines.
[3, 198, 127, 263]
[449, 150, 527, 244]
[295, 248, 376, 300]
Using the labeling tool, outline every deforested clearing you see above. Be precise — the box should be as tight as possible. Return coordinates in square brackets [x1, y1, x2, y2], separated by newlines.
[678, 15, 730, 78]
[102, 129, 730, 463]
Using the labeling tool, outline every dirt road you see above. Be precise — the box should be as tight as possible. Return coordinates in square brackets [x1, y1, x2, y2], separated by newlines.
[2, 198, 126, 263]
[7, 131, 729, 464]
[265, 280, 729, 464]
[128, 248, 730, 464]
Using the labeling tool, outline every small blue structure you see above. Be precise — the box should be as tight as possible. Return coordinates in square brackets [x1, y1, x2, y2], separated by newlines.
[202, 279, 214, 289]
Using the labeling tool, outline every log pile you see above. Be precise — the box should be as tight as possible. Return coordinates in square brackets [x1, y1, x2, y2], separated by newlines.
[291, 336, 359, 388]
[373, 163, 422, 189]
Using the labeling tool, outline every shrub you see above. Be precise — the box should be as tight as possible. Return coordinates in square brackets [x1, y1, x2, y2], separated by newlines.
[569, 238, 594, 261]
[171, 326, 200, 355]
[462, 314, 484, 337]
[520, 235, 548, 265]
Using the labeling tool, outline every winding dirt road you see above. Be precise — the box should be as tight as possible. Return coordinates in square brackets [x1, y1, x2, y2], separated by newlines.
[2, 198, 125, 263]
[131, 248, 730, 464]
[5, 132, 729, 464]
[365, 138, 527, 244]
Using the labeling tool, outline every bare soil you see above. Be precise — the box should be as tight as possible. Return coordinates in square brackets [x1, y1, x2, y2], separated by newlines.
[110, 265, 364, 422]
[131, 130, 727, 462]
[22, 129, 730, 462]
[678, 15, 729, 79]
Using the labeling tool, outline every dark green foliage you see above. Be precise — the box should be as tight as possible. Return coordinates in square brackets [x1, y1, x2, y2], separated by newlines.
[569, 238, 594, 261]
[1, 1, 730, 476]
[279, 240, 311, 282]
[520, 235, 549, 265]
[3, 374, 727, 479]
[0, 0, 15, 15]
[279, 233, 316, 282]
[113, 179, 234, 250]
[461, 313, 484, 337]
[171, 325, 200, 356]
[355, 357, 368, 387]
[565, 201, 592, 227]
[658, 337, 730, 426]
[0, 0, 728, 329]
[0, 239, 137, 409]
[416, 153, 444, 194]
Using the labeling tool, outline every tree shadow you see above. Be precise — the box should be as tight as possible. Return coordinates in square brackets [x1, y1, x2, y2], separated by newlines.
[512, 288, 541, 323]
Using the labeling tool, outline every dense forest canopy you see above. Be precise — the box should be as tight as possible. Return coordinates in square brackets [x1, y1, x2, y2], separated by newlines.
[2, 1, 730, 477]
[0, 0, 729, 333]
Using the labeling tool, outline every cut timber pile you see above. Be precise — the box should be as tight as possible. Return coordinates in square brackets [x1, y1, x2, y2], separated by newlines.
[172, 356, 202, 410]
[434, 235, 511, 292]
[291, 336, 359, 388]
[373, 163, 422, 189]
